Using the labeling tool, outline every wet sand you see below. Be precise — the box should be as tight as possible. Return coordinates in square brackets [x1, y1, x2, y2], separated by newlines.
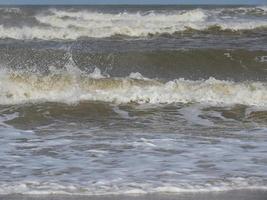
[1, 190, 267, 200]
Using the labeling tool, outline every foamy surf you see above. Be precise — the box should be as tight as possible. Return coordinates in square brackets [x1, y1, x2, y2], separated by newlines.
[0, 177, 266, 195]
[0, 6, 266, 40]
[0, 70, 266, 106]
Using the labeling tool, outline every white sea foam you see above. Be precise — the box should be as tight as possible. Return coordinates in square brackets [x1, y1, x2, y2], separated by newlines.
[0, 8, 266, 40]
[0, 7, 21, 14]
[128, 72, 150, 80]
[179, 105, 214, 126]
[257, 6, 267, 12]
[0, 177, 266, 195]
[0, 69, 266, 106]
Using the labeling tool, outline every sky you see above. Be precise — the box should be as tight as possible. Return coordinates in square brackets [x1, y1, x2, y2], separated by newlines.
[0, 0, 266, 4]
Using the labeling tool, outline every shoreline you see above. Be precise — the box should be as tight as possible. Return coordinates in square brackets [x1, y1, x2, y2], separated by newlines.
[1, 189, 267, 200]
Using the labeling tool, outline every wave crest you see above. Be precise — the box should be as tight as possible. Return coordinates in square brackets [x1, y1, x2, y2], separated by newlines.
[0, 69, 266, 106]
[0, 7, 266, 40]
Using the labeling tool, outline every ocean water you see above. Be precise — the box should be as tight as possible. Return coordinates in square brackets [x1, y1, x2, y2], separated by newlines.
[0, 5, 267, 196]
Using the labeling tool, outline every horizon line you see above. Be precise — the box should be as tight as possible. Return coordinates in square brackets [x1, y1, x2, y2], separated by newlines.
[0, 3, 264, 5]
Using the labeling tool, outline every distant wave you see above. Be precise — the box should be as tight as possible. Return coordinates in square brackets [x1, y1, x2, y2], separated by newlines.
[0, 7, 266, 40]
[0, 25, 267, 40]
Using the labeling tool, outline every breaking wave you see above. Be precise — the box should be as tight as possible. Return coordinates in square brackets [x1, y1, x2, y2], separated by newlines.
[0, 68, 266, 106]
[0, 7, 266, 40]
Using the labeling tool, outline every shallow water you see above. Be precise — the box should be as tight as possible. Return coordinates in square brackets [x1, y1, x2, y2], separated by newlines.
[0, 102, 267, 194]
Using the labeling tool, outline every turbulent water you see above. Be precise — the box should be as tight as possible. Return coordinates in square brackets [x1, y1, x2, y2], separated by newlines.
[0, 5, 267, 196]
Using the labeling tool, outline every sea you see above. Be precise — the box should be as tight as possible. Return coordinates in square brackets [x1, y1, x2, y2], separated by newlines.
[0, 4, 266, 198]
